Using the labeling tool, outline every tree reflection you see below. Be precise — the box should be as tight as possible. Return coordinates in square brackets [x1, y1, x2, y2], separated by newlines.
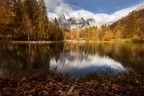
[0, 43, 64, 78]
[0, 42, 144, 78]
[65, 42, 144, 75]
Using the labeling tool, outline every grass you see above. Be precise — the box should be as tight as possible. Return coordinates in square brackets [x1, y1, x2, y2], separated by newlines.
[65, 38, 144, 43]
[1, 70, 144, 95]
[1, 74, 144, 95]
[1, 69, 144, 86]
[51, 70, 144, 85]
[110, 38, 144, 43]
[79, 71, 144, 86]
[131, 38, 144, 43]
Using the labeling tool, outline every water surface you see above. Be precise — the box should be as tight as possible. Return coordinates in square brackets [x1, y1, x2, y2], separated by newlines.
[0, 42, 144, 77]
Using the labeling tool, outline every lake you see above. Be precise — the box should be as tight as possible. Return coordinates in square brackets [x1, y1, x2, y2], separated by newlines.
[0, 42, 144, 78]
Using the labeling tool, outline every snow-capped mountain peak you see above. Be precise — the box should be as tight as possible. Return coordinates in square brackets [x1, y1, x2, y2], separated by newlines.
[57, 14, 96, 30]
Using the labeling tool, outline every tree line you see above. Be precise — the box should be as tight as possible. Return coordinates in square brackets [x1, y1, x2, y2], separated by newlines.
[66, 25, 113, 41]
[0, 0, 64, 41]
[80, 25, 113, 41]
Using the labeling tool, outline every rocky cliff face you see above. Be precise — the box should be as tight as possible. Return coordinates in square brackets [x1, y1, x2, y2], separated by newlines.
[57, 14, 96, 30]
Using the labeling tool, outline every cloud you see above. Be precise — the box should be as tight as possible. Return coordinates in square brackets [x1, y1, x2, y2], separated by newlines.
[108, 6, 138, 22]
[45, 0, 72, 18]
[45, 0, 141, 26]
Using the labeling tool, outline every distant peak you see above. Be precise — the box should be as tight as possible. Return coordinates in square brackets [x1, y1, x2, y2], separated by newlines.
[80, 17, 85, 20]
[80, 17, 85, 22]
[57, 14, 97, 29]
[59, 14, 66, 20]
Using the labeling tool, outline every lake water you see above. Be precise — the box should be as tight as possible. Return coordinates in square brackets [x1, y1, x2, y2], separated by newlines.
[0, 42, 144, 77]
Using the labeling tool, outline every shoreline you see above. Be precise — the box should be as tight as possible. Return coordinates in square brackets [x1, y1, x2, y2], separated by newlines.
[0, 38, 143, 44]
[11, 41, 65, 44]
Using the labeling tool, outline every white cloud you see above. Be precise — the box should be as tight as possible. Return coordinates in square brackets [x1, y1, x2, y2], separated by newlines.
[45, 0, 142, 26]
[108, 6, 138, 22]
[45, 0, 73, 18]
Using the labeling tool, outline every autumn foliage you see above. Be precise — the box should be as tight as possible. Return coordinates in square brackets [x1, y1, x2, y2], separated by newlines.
[0, 0, 64, 41]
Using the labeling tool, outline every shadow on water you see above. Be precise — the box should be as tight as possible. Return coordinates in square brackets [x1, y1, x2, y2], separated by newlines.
[0, 42, 144, 78]
[0, 43, 64, 78]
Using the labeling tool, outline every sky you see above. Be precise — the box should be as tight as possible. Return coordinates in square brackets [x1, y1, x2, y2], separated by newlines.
[45, 0, 144, 25]
[63, 0, 144, 13]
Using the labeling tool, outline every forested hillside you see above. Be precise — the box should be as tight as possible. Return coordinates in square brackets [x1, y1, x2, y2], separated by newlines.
[110, 9, 144, 40]
[0, 0, 64, 41]
[77, 8, 144, 41]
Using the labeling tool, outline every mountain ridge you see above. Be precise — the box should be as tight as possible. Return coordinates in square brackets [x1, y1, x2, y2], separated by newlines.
[57, 14, 96, 30]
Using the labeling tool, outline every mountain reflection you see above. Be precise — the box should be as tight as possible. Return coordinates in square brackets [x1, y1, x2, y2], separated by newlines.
[50, 42, 144, 76]
[50, 54, 125, 76]
[0, 42, 144, 78]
